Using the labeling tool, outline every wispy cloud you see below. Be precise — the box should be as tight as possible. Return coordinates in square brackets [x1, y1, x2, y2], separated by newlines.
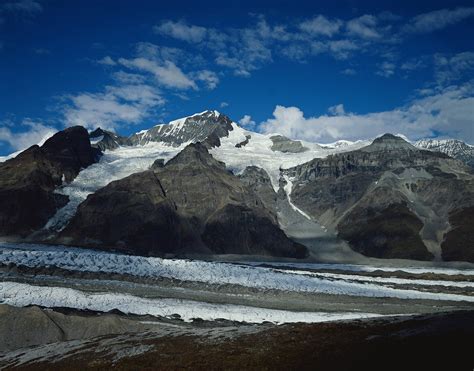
[154, 20, 207, 43]
[299, 15, 342, 37]
[403, 7, 474, 34]
[434, 52, 474, 87]
[346, 15, 381, 39]
[2, 0, 42, 14]
[118, 57, 197, 90]
[376, 61, 396, 77]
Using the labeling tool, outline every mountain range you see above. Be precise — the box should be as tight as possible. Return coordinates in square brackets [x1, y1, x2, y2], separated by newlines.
[0, 110, 472, 262]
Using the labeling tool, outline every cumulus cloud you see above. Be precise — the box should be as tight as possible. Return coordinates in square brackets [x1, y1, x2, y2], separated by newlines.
[260, 83, 474, 143]
[0, 119, 56, 152]
[403, 7, 474, 34]
[299, 15, 342, 37]
[328, 104, 345, 116]
[238, 115, 256, 130]
[154, 20, 207, 43]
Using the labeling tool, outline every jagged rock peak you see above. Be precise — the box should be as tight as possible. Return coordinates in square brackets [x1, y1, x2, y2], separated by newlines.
[129, 110, 234, 146]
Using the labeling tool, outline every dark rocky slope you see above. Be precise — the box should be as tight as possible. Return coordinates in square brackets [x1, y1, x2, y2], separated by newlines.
[285, 134, 474, 261]
[0, 126, 100, 236]
[60, 143, 307, 258]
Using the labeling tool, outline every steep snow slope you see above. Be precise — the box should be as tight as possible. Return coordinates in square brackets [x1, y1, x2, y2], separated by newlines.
[45, 142, 188, 231]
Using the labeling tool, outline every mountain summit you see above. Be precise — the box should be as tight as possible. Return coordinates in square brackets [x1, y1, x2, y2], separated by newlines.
[128, 110, 234, 147]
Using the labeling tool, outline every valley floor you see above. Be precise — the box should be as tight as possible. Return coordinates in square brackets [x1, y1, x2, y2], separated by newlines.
[1, 241, 474, 369]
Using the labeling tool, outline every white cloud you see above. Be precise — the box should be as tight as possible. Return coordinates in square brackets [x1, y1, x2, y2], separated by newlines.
[260, 83, 474, 143]
[118, 57, 197, 90]
[376, 61, 396, 77]
[154, 20, 207, 43]
[346, 15, 381, 39]
[328, 104, 345, 116]
[112, 71, 145, 84]
[328, 40, 359, 59]
[63, 84, 164, 130]
[403, 7, 474, 34]
[299, 15, 342, 37]
[220, 102, 229, 108]
[97, 56, 116, 66]
[193, 70, 219, 90]
[400, 59, 425, 71]
[434, 52, 474, 86]
[238, 115, 256, 130]
[0, 119, 56, 152]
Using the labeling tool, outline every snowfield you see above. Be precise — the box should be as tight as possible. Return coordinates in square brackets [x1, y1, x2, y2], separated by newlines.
[0, 281, 385, 324]
[210, 123, 367, 191]
[1, 243, 473, 302]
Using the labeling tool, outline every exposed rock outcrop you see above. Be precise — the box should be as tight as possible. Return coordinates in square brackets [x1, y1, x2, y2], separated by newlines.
[0, 126, 101, 236]
[441, 207, 474, 262]
[270, 135, 308, 153]
[89, 128, 131, 151]
[284, 134, 474, 261]
[129, 111, 234, 147]
[60, 143, 307, 258]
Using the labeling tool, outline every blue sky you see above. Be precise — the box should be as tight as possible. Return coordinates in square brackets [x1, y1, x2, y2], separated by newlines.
[1, 0, 474, 155]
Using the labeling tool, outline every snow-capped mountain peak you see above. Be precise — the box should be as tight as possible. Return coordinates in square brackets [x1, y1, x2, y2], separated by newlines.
[414, 138, 474, 167]
[129, 110, 232, 146]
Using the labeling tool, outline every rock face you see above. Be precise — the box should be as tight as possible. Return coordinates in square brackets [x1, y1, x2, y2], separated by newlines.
[239, 166, 278, 212]
[129, 110, 234, 147]
[270, 135, 308, 153]
[284, 134, 474, 261]
[89, 128, 131, 151]
[60, 143, 307, 258]
[441, 207, 474, 262]
[0, 126, 101, 236]
[415, 138, 474, 168]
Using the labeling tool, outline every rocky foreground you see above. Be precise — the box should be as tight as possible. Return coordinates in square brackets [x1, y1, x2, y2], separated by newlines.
[1, 306, 473, 370]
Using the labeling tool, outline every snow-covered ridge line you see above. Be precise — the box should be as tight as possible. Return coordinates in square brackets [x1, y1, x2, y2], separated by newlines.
[1, 243, 474, 302]
[0, 281, 385, 324]
[135, 110, 221, 136]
